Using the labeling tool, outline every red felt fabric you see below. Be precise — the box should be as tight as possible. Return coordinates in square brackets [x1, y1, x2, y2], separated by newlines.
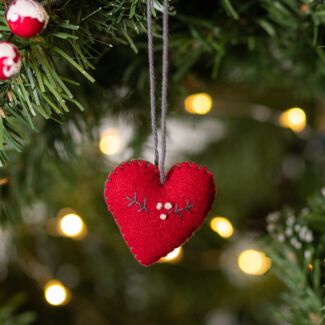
[8, 17, 45, 38]
[104, 160, 216, 266]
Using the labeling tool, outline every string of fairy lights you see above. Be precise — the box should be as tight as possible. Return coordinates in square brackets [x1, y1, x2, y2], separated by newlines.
[0, 93, 309, 307]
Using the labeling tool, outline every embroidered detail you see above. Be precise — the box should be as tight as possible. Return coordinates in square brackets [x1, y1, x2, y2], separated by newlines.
[126, 193, 148, 212]
[164, 202, 172, 210]
[125, 194, 193, 219]
[160, 214, 167, 220]
[174, 200, 194, 217]
[156, 202, 163, 210]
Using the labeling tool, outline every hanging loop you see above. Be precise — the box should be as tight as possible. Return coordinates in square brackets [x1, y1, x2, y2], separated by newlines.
[146, 0, 169, 184]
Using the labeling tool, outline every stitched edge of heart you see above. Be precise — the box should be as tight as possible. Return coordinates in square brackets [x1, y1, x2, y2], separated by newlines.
[104, 160, 216, 266]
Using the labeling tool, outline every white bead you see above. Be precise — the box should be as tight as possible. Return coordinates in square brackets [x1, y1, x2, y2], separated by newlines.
[164, 202, 172, 210]
[160, 214, 167, 220]
[156, 202, 163, 210]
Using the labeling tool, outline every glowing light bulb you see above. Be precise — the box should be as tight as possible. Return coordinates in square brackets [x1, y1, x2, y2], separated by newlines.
[160, 247, 183, 263]
[237, 249, 271, 275]
[210, 216, 234, 239]
[58, 213, 87, 240]
[44, 280, 71, 306]
[279, 107, 306, 133]
[99, 128, 121, 155]
[184, 93, 213, 115]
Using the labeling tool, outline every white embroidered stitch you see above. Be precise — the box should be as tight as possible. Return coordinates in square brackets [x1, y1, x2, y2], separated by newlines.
[156, 202, 163, 210]
[160, 214, 167, 220]
[164, 202, 172, 210]
[125, 194, 193, 220]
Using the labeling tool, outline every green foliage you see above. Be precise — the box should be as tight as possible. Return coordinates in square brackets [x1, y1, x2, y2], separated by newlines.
[1, 0, 325, 166]
[0, 0, 147, 166]
[0, 1, 324, 323]
[266, 191, 325, 324]
[172, 0, 325, 91]
[0, 294, 35, 325]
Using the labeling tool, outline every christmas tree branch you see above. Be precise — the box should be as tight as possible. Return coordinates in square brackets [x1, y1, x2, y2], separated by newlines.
[265, 191, 325, 324]
[0, 0, 147, 166]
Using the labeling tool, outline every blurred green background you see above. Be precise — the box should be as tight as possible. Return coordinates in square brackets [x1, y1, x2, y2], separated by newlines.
[0, 0, 325, 324]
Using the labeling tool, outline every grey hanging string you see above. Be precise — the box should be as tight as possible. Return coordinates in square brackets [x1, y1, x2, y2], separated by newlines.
[147, 0, 169, 184]
[160, 0, 169, 184]
[147, 0, 159, 167]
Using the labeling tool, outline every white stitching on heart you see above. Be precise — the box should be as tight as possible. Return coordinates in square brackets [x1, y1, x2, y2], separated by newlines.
[164, 202, 172, 210]
[160, 214, 167, 220]
[105, 160, 215, 265]
[125, 193, 194, 220]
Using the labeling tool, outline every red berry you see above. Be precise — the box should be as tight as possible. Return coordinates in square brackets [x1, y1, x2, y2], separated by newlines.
[0, 42, 21, 80]
[6, 0, 49, 38]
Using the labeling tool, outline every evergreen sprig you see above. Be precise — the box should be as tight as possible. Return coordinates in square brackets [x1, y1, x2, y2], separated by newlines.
[1, 0, 325, 166]
[0, 0, 146, 167]
[0, 294, 35, 325]
[266, 191, 325, 324]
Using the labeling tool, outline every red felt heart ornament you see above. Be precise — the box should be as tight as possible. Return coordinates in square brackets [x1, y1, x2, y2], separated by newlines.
[104, 160, 216, 266]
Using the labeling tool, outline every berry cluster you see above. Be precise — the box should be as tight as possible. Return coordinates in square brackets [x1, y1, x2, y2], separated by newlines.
[0, 0, 49, 80]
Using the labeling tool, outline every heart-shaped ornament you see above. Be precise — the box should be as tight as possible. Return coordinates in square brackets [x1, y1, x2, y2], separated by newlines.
[104, 160, 216, 266]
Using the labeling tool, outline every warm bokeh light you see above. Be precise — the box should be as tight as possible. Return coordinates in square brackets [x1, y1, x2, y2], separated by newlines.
[44, 280, 71, 306]
[0, 178, 8, 186]
[184, 93, 213, 115]
[160, 247, 183, 263]
[237, 249, 271, 275]
[210, 216, 234, 239]
[58, 213, 87, 240]
[99, 128, 122, 155]
[279, 107, 307, 132]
